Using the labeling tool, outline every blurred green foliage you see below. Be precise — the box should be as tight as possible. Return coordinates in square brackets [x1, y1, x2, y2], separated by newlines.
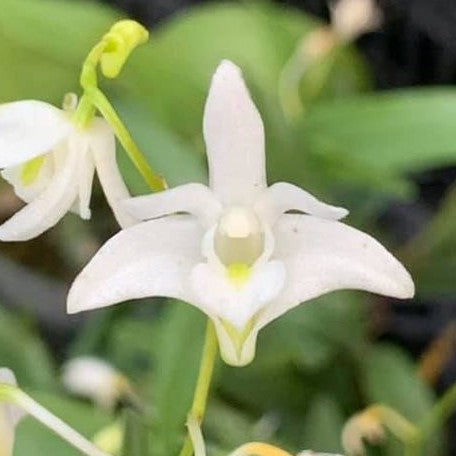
[0, 0, 455, 455]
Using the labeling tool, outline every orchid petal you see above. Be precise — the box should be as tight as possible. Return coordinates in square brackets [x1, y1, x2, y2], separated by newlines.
[67, 215, 203, 314]
[75, 147, 95, 220]
[123, 183, 222, 228]
[212, 318, 259, 367]
[89, 119, 137, 229]
[203, 60, 266, 205]
[0, 101, 71, 167]
[255, 182, 348, 225]
[0, 136, 81, 241]
[1, 154, 54, 204]
[258, 215, 414, 328]
[191, 261, 285, 329]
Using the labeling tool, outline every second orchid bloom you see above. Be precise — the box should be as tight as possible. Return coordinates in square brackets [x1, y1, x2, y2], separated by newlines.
[68, 60, 414, 366]
[0, 96, 136, 241]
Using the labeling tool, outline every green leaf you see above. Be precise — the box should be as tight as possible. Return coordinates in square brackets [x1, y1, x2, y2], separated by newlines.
[149, 301, 206, 456]
[302, 89, 456, 196]
[112, 95, 206, 193]
[124, 2, 368, 144]
[15, 392, 110, 456]
[362, 344, 435, 422]
[205, 400, 261, 451]
[301, 394, 344, 453]
[0, 0, 118, 103]
[121, 409, 150, 456]
[0, 307, 56, 391]
[361, 344, 443, 455]
[400, 185, 456, 296]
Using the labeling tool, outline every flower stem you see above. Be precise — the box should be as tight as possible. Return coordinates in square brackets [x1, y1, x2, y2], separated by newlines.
[74, 19, 166, 192]
[178, 321, 218, 456]
[11, 388, 111, 456]
[85, 86, 167, 192]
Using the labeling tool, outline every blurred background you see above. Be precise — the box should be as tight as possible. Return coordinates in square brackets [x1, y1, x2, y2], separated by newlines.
[0, 0, 455, 455]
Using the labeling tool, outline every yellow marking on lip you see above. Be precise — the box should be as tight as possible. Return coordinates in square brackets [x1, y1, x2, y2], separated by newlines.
[227, 263, 251, 286]
[20, 155, 45, 186]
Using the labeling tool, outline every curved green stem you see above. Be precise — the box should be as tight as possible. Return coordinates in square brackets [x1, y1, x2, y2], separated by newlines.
[85, 87, 167, 192]
[73, 20, 165, 192]
[278, 28, 340, 121]
[178, 321, 218, 456]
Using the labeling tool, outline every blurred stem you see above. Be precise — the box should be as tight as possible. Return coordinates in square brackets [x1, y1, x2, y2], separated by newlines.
[402, 382, 456, 456]
[178, 321, 218, 456]
[278, 27, 340, 121]
[0, 386, 111, 456]
[419, 382, 456, 441]
[85, 86, 167, 192]
[370, 405, 418, 443]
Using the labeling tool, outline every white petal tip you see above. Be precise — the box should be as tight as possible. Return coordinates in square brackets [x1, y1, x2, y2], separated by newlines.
[395, 274, 415, 299]
[66, 295, 93, 315]
[0, 368, 17, 385]
[214, 59, 241, 76]
[79, 208, 92, 220]
[0, 230, 31, 243]
[337, 208, 350, 219]
[66, 288, 88, 315]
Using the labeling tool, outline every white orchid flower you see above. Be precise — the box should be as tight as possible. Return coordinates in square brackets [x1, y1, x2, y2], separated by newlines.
[0, 95, 136, 241]
[62, 356, 131, 411]
[0, 368, 26, 456]
[68, 60, 414, 366]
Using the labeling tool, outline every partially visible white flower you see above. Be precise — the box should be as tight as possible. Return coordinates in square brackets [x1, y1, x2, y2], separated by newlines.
[68, 60, 414, 367]
[62, 356, 130, 411]
[0, 96, 136, 241]
[0, 368, 26, 456]
[330, 0, 382, 41]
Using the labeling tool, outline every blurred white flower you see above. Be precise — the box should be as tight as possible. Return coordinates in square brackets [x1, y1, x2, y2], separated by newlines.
[0, 96, 135, 241]
[62, 356, 129, 411]
[0, 368, 26, 456]
[330, 0, 382, 41]
[68, 60, 414, 366]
